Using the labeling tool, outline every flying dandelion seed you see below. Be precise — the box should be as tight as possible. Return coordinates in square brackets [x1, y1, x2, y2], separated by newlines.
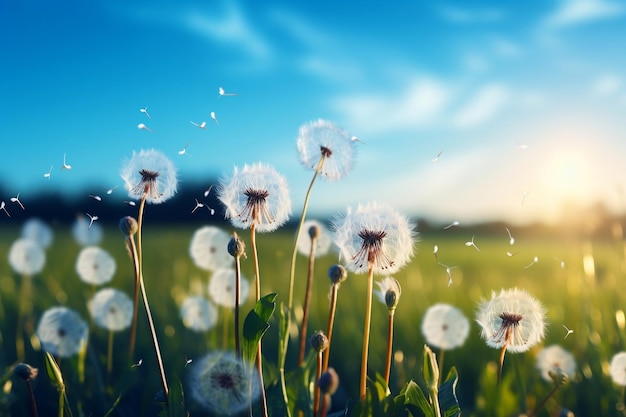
[562, 324, 574, 339]
[88, 288, 133, 331]
[208, 268, 250, 308]
[296, 220, 332, 258]
[465, 235, 480, 252]
[422, 303, 470, 350]
[217, 162, 291, 232]
[139, 106, 151, 119]
[0, 201, 9, 217]
[443, 221, 459, 229]
[178, 143, 190, 156]
[76, 246, 116, 286]
[44, 165, 53, 179]
[191, 199, 213, 214]
[21, 218, 54, 248]
[10, 193, 25, 210]
[88, 194, 102, 202]
[296, 119, 356, 181]
[120, 149, 178, 204]
[218, 87, 237, 98]
[524, 256, 539, 269]
[85, 213, 99, 229]
[180, 296, 218, 332]
[610, 352, 626, 386]
[189, 226, 233, 272]
[210, 111, 219, 125]
[8, 238, 46, 275]
[137, 123, 152, 132]
[188, 351, 261, 414]
[104, 185, 118, 195]
[536, 345, 576, 383]
[190, 121, 206, 129]
[72, 216, 103, 246]
[505, 227, 515, 245]
[61, 153, 72, 171]
[36, 306, 88, 358]
[432, 150, 444, 162]
[203, 185, 213, 198]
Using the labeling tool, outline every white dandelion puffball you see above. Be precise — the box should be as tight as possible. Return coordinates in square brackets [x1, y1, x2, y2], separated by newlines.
[476, 288, 546, 353]
[189, 351, 261, 414]
[296, 119, 356, 181]
[76, 246, 116, 285]
[120, 148, 178, 204]
[189, 226, 233, 272]
[332, 201, 416, 275]
[422, 303, 470, 350]
[9, 238, 46, 275]
[88, 288, 133, 331]
[610, 352, 626, 386]
[536, 345, 576, 383]
[36, 306, 88, 358]
[21, 218, 54, 248]
[180, 296, 218, 332]
[296, 220, 332, 258]
[72, 216, 103, 246]
[217, 162, 291, 232]
[208, 268, 250, 308]
[375, 276, 401, 311]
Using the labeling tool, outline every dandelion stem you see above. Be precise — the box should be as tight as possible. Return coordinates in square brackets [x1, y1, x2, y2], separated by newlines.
[250, 223, 268, 417]
[234, 253, 242, 358]
[298, 235, 318, 366]
[107, 330, 114, 376]
[25, 380, 39, 417]
[313, 350, 323, 415]
[136, 194, 169, 398]
[359, 265, 375, 400]
[323, 283, 339, 372]
[527, 385, 560, 417]
[383, 312, 394, 387]
[16, 272, 32, 362]
[126, 235, 140, 360]
[497, 343, 507, 385]
[438, 349, 445, 387]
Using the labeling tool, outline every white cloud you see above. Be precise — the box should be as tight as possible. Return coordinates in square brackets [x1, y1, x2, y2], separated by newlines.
[331, 78, 452, 133]
[544, 0, 625, 28]
[452, 85, 510, 128]
[590, 74, 623, 96]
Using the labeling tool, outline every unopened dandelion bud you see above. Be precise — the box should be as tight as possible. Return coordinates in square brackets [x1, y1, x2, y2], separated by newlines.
[327, 264, 347, 285]
[318, 367, 339, 395]
[308, 223, 320, 239]
[376, 277, 401, 312]
[227, 232, 246, 258]
[385, 291, 399, 311]
[310, 330, 329, 353]
[119, 216, 138, 236]
[13, 363, 38, 381]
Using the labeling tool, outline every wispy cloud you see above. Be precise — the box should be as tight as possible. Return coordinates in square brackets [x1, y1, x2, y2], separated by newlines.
[452, 85, 510, 128]
[331, 77, 453, 133]
[544, 0, 625, 28]
[590, 74, 623, 96]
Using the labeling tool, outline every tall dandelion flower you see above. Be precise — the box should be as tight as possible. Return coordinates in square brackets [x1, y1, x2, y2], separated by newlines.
[189, 226, 233, 272]
[208, 268, 250, 309]
[189, 351, 261, 415]
[76, 246, 116, 286]
[332, 201, 416, 399]
[21, 218, 54, 249]
[422, 303, 470, 351]
[72, 215, 103, 246]
[9, 238, 46, 276]
[120, 149, 178, 204]
[296, 119, 356, 182]
[180, 296, 218, 332]
[36, 306, 88, 358]
[376, 276, 401, 386]
[476, 288, 546, 383]
[88, 288, 133, 332]
[536, 345, 576, 383]
[610, 352, 626, 386]
[296, 220, 332, 257]
[217, 162, 291, 232]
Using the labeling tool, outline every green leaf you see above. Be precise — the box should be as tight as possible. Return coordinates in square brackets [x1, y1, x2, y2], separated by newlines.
[167, 374, 186, 417]
[438, 367, 461, 417]
[242, 293, 277, 365]
[400, 380, 433, 417]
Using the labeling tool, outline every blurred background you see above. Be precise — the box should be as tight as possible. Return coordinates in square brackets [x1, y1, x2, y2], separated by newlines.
[2, 0, 626, 227]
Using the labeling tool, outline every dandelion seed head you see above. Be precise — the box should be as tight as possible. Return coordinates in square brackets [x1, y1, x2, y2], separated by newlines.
[88, 288, 133, 331]
[422, 303, 470, 350]
[120, 149, 177, 204]
[208, 268, 250, 308]
[610, 352, 626, 386]
[476, 288, 546, 353]
[297, 220, 332, 258]
[72, 215, 103, 246]
[375, 276, 401, 312]
[536, 345, 576, 383]
[9, 238, 46, 276]
[218, 162, 291, 232]
[180, 296, 218, 332]
[189, 226, 233, 272]
[327, 264, 348, 285]
[21, 218, 54, 248]
[332, 201, 416, 275]
[297, 119, 355, 181]
[76, 246, 116, 286]
[36, 306, 88, 358]
[188, 351, 261, 414]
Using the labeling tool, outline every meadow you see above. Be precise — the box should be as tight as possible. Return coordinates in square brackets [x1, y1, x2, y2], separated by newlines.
[1, 216, 626, 416]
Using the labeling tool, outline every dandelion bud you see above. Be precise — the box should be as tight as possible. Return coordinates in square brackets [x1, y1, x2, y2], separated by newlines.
[375, 277, 401, 313]
[308, 223, 320, 239]
[327, 264, 347, 285]
[227, 232, 246, 258]
[310, 330, 329, 353]
[318, 367, 339, 395]
[119, 216, 138, 236]
[13, 363, 38, 381]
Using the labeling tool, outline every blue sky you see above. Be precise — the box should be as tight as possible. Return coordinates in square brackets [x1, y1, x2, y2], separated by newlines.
[2, 0, 626, 225]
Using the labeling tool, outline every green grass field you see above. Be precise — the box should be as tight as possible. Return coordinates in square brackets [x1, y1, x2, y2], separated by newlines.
[1, 221, 626, 416]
